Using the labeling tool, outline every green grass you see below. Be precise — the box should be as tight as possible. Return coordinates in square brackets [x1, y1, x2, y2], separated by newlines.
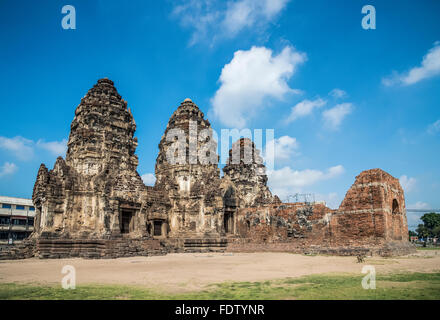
[1, 272, 440, 300]
[417, 247, 440, 250]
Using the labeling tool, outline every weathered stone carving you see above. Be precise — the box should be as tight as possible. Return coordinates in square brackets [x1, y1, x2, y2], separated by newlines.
[154, 98, 223, 238]
[32, 78, 148, 239]
[222, 138, 274, 209]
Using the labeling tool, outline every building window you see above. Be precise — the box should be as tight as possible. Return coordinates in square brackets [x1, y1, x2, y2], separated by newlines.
[14, 232, 27, 240]
[29, 206, 35, 211]
[0, 217, 10, 225]
[28, 218, 34, 226]
[12, 219, 26, 225]
[1, 204, 11, 209]
[0, 232, 8, 240]
[16, 205, 25, 210]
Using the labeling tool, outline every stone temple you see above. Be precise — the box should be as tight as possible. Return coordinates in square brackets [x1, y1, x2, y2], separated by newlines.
[5, 78, 414, 259]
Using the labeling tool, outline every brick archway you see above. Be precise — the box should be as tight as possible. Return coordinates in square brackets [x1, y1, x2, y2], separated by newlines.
[392, 199, 402, 240]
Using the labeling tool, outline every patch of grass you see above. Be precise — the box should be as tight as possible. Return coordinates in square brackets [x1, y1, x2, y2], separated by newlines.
[1, 272, 440, 300]
[0, 283, 163, 300]
[417, 247, 440, 250]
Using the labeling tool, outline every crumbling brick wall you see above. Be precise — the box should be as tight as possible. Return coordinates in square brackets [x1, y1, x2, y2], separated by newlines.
[333, 168, 408, 244]
[233, 203, 333, 245]
[229, 169, 413, 255]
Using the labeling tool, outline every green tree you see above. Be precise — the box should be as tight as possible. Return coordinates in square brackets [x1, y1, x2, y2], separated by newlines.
[417, 212, 440, 238]
[433, 225, 440, 238]
[420, 212, 440, 231]
[416, 224, 429, 239]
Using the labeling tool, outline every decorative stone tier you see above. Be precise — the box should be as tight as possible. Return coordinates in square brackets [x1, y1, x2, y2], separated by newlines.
[35, 238, 166, 259]
[182, 238, 228, 253]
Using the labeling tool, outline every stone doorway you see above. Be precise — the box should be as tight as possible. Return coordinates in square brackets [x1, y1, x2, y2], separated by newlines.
[120, 210, 133, 234]
[154, 220, 163, 236]
[224, 212, 234, 234]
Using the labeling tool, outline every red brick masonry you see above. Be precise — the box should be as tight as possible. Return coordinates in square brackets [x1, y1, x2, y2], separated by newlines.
[227, 169, 414, 256]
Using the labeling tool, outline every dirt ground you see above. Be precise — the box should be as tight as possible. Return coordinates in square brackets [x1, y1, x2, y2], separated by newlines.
[1, 251, 439, 292]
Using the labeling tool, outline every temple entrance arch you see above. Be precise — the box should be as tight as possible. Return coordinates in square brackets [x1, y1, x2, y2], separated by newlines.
[392, 199, 399, 214]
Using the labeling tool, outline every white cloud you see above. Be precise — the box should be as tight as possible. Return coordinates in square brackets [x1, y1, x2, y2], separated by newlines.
[407, 201, 430, 210]
[141, 173, 156, 186]
[0, 136, 68, 161]
[223, 0, 288, 36]
[285, 98, 326, 124]
[0, 136, 34, 161]
[172, 0, 222, 46]
[382, 41, 440, 86]
[406, 202, 434, 230]
[0, 162, 18, 178]
[172, 0, 289, 45]
[211, 45, 306, 127]
[427, 119, 440, 135]
[329, 88, 347, 99]
[399, 175, 416, 193]
[267, 165, 344, 200]
[322, 103, 353, 130]
[315, 192, 342, 210]
[266, 135, 299, 164]
[36, 139, 68, 157]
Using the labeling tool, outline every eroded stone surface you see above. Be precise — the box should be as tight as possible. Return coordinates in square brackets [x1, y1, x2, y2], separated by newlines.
[154, 99, 223, 238]
[222, 138, 274, 209]
[33, 78, 148, 239]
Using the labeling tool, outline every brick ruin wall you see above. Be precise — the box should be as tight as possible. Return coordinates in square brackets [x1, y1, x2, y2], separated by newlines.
[226, 169, 415, 256]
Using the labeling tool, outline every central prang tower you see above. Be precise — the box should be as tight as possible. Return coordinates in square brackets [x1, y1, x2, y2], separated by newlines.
[155, 98, 223, 238]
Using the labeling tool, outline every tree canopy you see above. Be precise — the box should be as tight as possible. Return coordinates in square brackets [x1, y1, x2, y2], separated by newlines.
[415, 212, 440, 238]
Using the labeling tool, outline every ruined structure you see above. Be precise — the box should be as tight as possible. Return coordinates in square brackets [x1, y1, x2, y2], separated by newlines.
[30, 79, 162, 258]
[222, 138, 274, 209]
[154, 99, 223, 239]
[18, 78, 414, 259]
[228, 168, 413, 256]
[33, 78, 148, 239]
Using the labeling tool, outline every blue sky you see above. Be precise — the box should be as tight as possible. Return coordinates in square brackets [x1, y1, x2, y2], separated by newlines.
[0, 0, 439, 229]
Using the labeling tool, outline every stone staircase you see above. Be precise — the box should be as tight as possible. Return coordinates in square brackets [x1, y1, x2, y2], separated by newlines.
[183, 238, 228, 252]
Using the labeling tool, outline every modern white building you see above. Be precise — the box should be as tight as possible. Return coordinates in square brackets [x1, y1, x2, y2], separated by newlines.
[0, 196, 35, 243]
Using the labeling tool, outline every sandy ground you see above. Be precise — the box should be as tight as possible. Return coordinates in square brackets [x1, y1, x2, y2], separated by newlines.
[1, 251, 439, 292]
